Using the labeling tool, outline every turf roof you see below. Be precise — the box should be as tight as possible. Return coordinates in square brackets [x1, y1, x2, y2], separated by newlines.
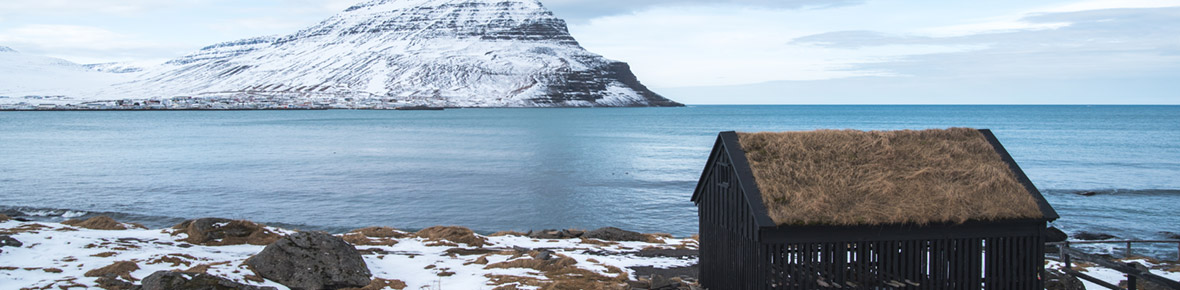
[736, 128, 1043, 226]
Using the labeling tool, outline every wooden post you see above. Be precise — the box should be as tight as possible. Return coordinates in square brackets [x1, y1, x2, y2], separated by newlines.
[1062, 242, 1072, 269]
[1127, 262, 1138, 290]
[1126, 241, 1133, 258]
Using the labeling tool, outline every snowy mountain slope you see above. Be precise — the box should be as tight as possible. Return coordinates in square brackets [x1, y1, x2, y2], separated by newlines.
[106, 0, 681, 107]
[0, 47, 132, 103]
[83, 62, 149, 74]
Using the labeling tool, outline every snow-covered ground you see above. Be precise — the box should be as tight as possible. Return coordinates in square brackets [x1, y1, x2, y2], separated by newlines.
[1046, 259, 1180, 289]
[0, 219, 697, 289]
[0, 47, 134, 105]
[5, 217, 1177, 289]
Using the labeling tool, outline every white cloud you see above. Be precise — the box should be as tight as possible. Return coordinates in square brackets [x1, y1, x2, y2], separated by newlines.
[544, 0, 865, 23]
[788, 6, 1180, 80]
[0, 25, 177, 63]
[0, 0, 183, 16]
[571, 6, 985, 87]
[0, 25, 155, 50]
[918, 20, 1071, 37]
[1043, 0, 1180, 12]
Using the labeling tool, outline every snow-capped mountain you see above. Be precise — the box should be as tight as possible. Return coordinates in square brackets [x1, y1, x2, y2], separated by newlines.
[107, 0, 681, 107]
[0, 47, 132, 103]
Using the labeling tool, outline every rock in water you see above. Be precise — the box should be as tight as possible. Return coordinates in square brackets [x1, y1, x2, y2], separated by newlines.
[1045, 226, 1068, 243]
[1161, 231, 1180, 240]
[245, 232, 371, 290]
[1073, 231, 1116, 241]
[583, 227, 647, 242]
[109, 0, 682, 107]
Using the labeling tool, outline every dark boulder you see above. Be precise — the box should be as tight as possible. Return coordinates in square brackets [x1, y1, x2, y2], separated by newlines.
[1046, 227, 1068, 243]
[173, 218, 281, 246]
[0, 235, 22, 248]
[141, 271, 187, 290]
[1161, 231, 1180, 240]
[141, 271, 276, 290]
[527, 229, 583, 239]
[583, 227, 646, 242]
[245, 231, 370, 290]
[1074, 231, 1116, 241]
[95, 276, 140, 290]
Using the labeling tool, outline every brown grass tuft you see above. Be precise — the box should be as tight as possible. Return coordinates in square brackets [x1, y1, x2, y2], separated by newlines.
[445, 247, 499, 256]
[92, 252, 118, 258]
[467, 255, 490, 265]
[62, 216, 144, 230]
[643, 233, 673, 244]
[487, 256, 578, 272]
[1166, 264, 1180, 273]
[493, 284, 522, 290]
[6, 223, 50, 234]
[183, 264, 211, 274]
[486, 275, 544, 288]
[341, 233, 399, 247]
[83, 260, 140, 281]
[172, 218, 280, 246]
[578, 238, 618, 247]
[341, 278, 408, 290]
[490, 231, 528, 237]
[146, 254, 193, 267]
[736, 128, 1043, 226]
[0, 214, 9, 222]
[485, 253, 629, 290]
[415, 226, 489, 247]
[349, 227, 409, 238]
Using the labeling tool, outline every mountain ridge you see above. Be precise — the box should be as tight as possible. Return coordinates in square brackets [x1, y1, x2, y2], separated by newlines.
[100, 0, 681, 107]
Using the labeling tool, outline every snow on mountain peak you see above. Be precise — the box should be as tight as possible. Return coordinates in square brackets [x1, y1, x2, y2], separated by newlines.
[98, 0, 681, 107]
[0, 46, 16, 53]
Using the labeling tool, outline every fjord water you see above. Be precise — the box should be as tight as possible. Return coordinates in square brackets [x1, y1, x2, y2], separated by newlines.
[1, 106, 1177, 241]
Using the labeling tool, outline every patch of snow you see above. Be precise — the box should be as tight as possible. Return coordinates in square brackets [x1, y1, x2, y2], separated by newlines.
[0, 220, 697, 289]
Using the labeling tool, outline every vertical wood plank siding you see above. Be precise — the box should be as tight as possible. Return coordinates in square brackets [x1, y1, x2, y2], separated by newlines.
[694, 132, 1050, 290]
[697, 147, 1045, 289]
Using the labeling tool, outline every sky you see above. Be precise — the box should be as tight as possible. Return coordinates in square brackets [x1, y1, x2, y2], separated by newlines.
[1, 0, 1178, 104]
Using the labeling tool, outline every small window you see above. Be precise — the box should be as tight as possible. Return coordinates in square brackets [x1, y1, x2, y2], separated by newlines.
[715, 162, 731, 187]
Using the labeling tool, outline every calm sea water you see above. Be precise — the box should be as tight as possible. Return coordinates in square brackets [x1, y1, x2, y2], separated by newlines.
[1, 106, 1177, 244]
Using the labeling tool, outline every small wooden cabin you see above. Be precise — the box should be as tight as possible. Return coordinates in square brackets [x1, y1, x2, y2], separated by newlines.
[692, 128, 1058, 290]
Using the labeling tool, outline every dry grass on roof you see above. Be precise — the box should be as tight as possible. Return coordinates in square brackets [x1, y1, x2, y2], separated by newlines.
[736, 128, 1042, 226]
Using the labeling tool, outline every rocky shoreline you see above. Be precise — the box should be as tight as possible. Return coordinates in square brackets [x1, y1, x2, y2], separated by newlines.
[0, 215, 699, 290]
[5, 214, 1179, 290]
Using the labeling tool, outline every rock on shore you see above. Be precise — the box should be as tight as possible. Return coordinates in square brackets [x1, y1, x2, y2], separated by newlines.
[0, 217, 699, 289]
[246, 232, 371, 290]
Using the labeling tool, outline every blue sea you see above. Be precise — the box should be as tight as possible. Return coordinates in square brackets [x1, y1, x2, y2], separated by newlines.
[1, 106, 1177, 247]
